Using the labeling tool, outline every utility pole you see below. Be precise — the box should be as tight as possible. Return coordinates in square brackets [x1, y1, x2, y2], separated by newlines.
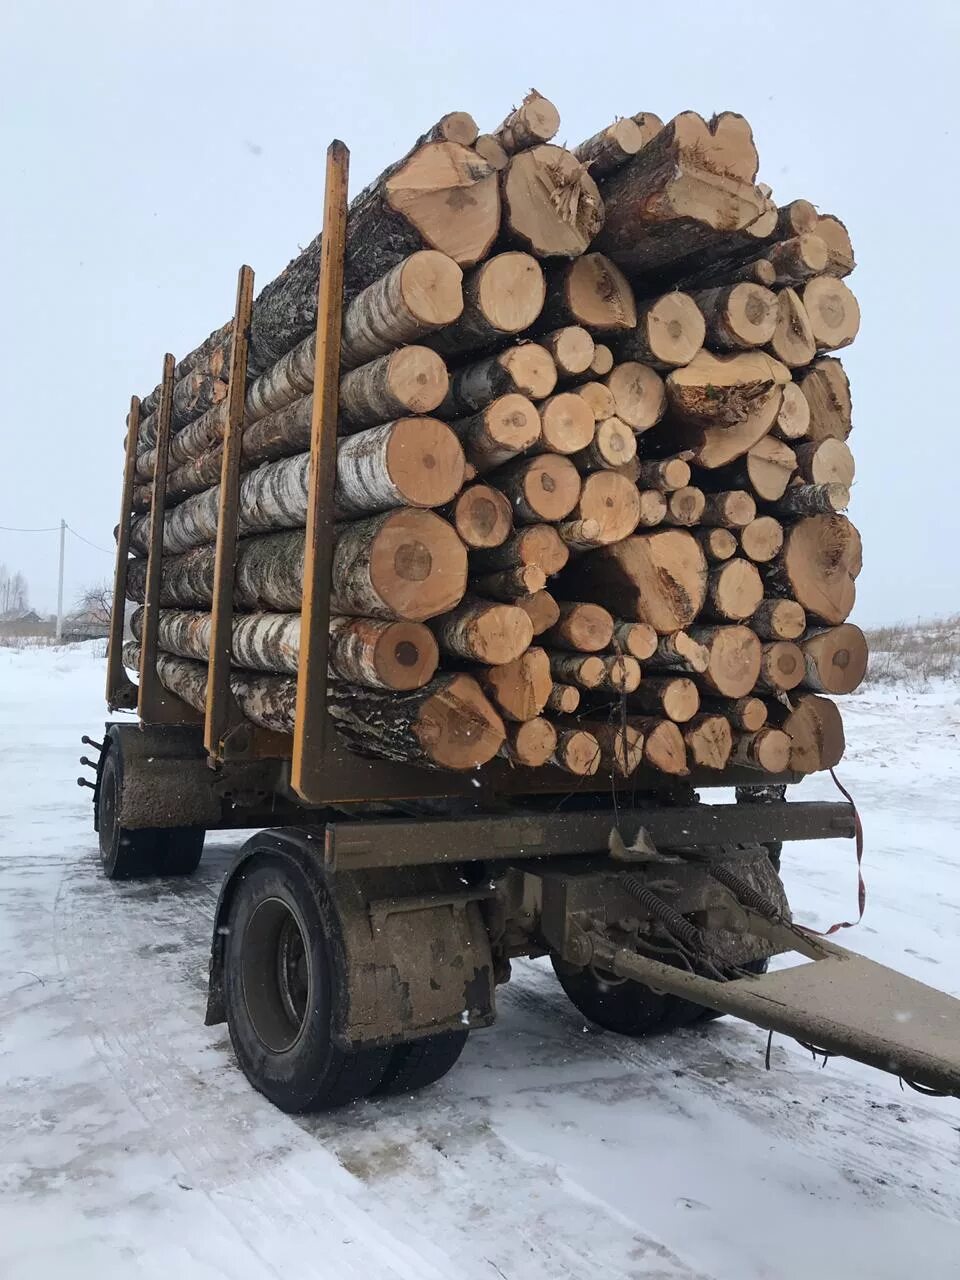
[55, 518, 65, 641]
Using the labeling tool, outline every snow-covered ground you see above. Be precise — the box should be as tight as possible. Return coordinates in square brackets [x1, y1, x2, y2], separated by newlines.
[1, 641, 958, 1280]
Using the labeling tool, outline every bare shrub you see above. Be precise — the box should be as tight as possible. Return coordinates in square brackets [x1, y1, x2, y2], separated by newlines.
[862, 614, 960, 690]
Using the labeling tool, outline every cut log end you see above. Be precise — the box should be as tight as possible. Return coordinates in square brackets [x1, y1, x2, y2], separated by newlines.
[692, 625, 763, 698]
[758, 641, 805, 692]
[750, 599, 806, 641]
[739, 516, 784, 564]
[493, 91, 562, 153]
[683, 714, 733, 770]
[434, 599, 534, 666]
[480, 647, 552, 721]
[542, 326, 595, 376]
[801, 624, 868, 695]
[781, 693, 845, 773]
[544, 601, 614, 653]
[501, 717, 557, 767]
[502, 145, 604, 259]
[552, 728, 601, 776]
[606, 362, 666, 431]
[733, 728, 792, 774]
[537, 392, 596, 454]
[515, 589, 561, 636]
[410, 674, 506, 770]
[446, 484, 513, 548]
[801, 277, 861, 352]
[353, 508, 469, 622]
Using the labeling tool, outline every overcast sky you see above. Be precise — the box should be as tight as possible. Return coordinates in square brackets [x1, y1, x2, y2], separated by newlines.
[1, 0, 956, 625]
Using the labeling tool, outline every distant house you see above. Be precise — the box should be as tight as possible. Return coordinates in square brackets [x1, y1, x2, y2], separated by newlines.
[0, 609, 55, 640]
[62, 608, 111, 642]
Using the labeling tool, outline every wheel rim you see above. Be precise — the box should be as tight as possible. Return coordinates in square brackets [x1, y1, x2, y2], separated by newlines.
[241, 897, 311, 1053]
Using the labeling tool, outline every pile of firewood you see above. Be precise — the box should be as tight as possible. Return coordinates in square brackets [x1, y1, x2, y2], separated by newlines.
[122, 92, 866, 779]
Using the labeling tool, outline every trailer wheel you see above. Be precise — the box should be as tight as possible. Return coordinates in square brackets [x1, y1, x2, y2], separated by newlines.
[372, 1031, 469, 1098]
[222, 857, 390, 1112]
[98, 750, 161, 880]
[155, 827, 205, 877]
[551, 955, 670, 1035]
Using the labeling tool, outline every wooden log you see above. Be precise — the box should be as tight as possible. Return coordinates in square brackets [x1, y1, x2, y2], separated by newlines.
[703, 558, 764, 621]
[777, 483, 849, 516]
[662, 485, 706, 527]
[593, 112, 769, 278]
[554, 518, 602, 551]
[424, 252, 545, 357]
[589, 344, 614, 376]
[545, 683, 580, 714]
[801, 277, 861, 351]
[628, 716, 688, 776]
[750, 598, 806, 641]
[762, 233, 828, 286]
[772, 382, 811, 441]
[474, 134, 509, 170]
[578, 720, 645, 776]
[683, 713, 733, 770]
[643, 630, 710, 674]
[596, 655, 642, 692]
[767, 514, 859, 625]
[800, 624, 868, 694]
[327, 616, 440, 690]
[537, 253, 637, 332]
[795, 438, 855, 488]
[612, 620, 658, 661]
[491, 453, 581, 523]
[492, 91, 561, 154]
[732, 728, 792, 773]
[541, 326, 595, 377]
[542, 601, 615, 653]
[568, 471, 642, 546]
[631, 112, 665, 143]
[700, 490, 757, 529]
[572, 417, 637, 471]
[709, 695, 767, 732]
[338, 347, 449, 431]
[739, 516, 784, 563]
[550, 727, 602, 776]
[636, 457, 691, 492]
[574, 118, 647, 176]
[515, 589, 561, 637]
[326, 672, 506, 770]
[336, 418, 466, 517]
[767, 288, 816, 367]
[449, 394, 540, 474]
[500, 145, 604, 259]
[775, 200, 819, 239]
[775, 693, 845, 772]
[500, 717, 557, 767]
[631, 676, 700, 723]
[797, 358, 852, 442]
[471, 524, 569, 576]
[571, 381, 618, 422]
[473, 565, 547, 601]
[665, 351, 789, 465]
[605, 362, 667, 431]
[635, 490, 669, 528]
[613, 293, 705, 368]
[725, 437, 796, 501]
[816, 215, 856, 277]
[695, 527, 738, 562]
[547, 651, 605, 690]
[535, 392, 596, 454]
[479, 646, 552, 721]
[688, 625, 762, 698]
[417, 112, 480, 146]
[689, 284, 777, 350]
[438, 343, 556, 418]
[433, 597, 533, 665]
[442, 484, 513, 549]
[560, 529, 707, 632]
[755, 641, 805, 692]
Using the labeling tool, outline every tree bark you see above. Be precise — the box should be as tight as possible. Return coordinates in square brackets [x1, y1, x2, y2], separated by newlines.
[545, 682, 580, 714]
[613, 293, 705, 369]
[749, 598, 806, 641]
[559, 529, 707, 632]
[424, 252, 545, 357]
[739, 516, 784, 563]
[574, 118, 648, 176]
[683, 713, 733, 770]
[542, 601, 614, 653]
[636, 457, 691, 492]
[338, 347, 449, 431]
[765, 514, 859, 625]
[800, 624, 868, 694]
[473, 565, 547, 601]
[438, 344, 556, 418]
[689, 283, 777, 350]
[491, 453, 581, 523]
[478, 646, 552, 721]
[762, 234, 828, 285]
[471, 524, 569, 576]
[797, 358, 852, 442]
[536, 254, 636, 331]
[500, 145, 604, 259]
[492, 91, 561, 154]
[432, 598, 533, 665]
[643, 630, 710, 674]
[631, 676, 700, 723]
[541, 326, 595, 377]
[777, 483, 849, 516]
[688, 624, 762, 697]
[800, 277, 861, 352]
[442, 484, 513, 548]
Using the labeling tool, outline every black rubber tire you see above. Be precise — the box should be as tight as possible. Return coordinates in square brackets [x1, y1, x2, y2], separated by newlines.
[98, 751, 161, 880]
[155, 827, 205, 876]
[372, 1031, 469, 1097]
[553, 955, 671, 1035]
[223, 856, 390, 1113]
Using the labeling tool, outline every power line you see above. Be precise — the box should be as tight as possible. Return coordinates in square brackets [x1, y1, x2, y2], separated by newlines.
[0, 523, 61, 533]
[65, 524, 113, 555]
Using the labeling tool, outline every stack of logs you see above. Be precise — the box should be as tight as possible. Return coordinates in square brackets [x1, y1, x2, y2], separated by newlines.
[122, 92, 866, 780]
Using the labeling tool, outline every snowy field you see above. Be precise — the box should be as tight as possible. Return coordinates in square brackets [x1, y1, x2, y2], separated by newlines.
[1, 641, 958, 1280]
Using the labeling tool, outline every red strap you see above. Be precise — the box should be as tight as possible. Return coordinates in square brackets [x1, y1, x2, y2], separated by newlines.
[803, 768, 865, 935]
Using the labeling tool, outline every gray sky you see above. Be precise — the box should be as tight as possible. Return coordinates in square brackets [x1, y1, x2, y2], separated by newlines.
[1, 0, 956, 625]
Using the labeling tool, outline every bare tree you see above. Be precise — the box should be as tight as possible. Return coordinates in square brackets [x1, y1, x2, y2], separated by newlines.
[74, 580, 113, 628]
[0, 565, 30, 616]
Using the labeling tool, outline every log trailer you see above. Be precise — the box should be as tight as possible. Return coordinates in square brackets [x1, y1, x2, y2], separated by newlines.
[80, 141, 960, 1113]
